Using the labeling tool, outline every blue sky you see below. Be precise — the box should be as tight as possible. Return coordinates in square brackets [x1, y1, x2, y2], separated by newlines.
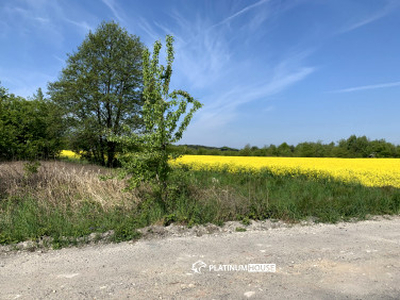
[1, 0, 400, 148]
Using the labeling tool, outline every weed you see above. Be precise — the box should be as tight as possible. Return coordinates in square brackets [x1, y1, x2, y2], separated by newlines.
[235, 227, 247, 232]
[23, 161, 41, 177]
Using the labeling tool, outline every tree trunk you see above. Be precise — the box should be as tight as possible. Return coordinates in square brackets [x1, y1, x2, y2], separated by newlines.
[107, 141, 116, 168]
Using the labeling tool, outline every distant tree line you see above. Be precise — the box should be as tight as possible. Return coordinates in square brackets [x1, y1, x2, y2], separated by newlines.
[170, 135, 400, 158]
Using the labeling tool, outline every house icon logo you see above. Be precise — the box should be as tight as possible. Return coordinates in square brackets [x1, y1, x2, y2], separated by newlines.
[192, 260, 207, 274]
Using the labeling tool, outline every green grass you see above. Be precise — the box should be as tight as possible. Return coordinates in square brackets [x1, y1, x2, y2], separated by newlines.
[1, 162, 400, 249]
[0, 197, 141, 247]
[162, 168, 400, 224]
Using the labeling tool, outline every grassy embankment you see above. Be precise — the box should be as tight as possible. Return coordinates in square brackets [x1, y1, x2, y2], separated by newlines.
[1, 159, 400, 249]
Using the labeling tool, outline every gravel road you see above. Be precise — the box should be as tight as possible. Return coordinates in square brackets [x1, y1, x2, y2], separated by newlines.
[1, 217, 400, 299]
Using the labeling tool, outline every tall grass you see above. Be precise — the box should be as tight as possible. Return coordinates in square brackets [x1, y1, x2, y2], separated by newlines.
[0, 161, 139, 209]
[0, 161, 141, 246]
[1, 161, 400, 248]
[161, 168, 400, 224]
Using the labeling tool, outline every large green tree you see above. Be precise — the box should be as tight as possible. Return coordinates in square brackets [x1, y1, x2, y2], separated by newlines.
[48, 21, 145, 167]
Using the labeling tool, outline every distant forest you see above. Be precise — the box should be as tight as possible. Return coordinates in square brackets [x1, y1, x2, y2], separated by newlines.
[171, 135, 400, 158]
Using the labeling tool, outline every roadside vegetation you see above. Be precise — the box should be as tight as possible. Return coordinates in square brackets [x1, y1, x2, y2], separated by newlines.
[1, 160, 400, 249]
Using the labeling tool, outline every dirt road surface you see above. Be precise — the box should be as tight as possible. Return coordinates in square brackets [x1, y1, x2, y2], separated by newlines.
[1, 217, 400, 299]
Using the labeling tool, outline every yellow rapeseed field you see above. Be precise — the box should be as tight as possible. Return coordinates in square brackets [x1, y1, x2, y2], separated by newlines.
[60, 150, 400, 188]
[172, 155, 400, 188]
[60, 150, 81, 159]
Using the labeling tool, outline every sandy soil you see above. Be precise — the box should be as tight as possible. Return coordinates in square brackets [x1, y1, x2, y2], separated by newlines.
[1, 216, 400, 299]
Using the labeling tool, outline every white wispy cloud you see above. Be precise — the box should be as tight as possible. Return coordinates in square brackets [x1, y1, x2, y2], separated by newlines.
[182, 60, 315, 146]
[194, 62, 315, 130]
[340, 1, 399, 33]
[34, 17, 50, 24]
[330, 81, 400, 93]
[211, 0, 270, 28]
[134, 2, 315, 135]
[53, 55, 67, 66]
[101, 0, 126, 24]
[3, 5, 50, 28]
[138, 18, 161, 43]
[174, 30, 231, 89]
[65, 18, 93, 34]
[0, 1, 66, 46]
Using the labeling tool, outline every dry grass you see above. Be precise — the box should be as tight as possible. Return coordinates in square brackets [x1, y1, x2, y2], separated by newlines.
[0, 161, 140, 211]
[203, 185, 251, 220]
